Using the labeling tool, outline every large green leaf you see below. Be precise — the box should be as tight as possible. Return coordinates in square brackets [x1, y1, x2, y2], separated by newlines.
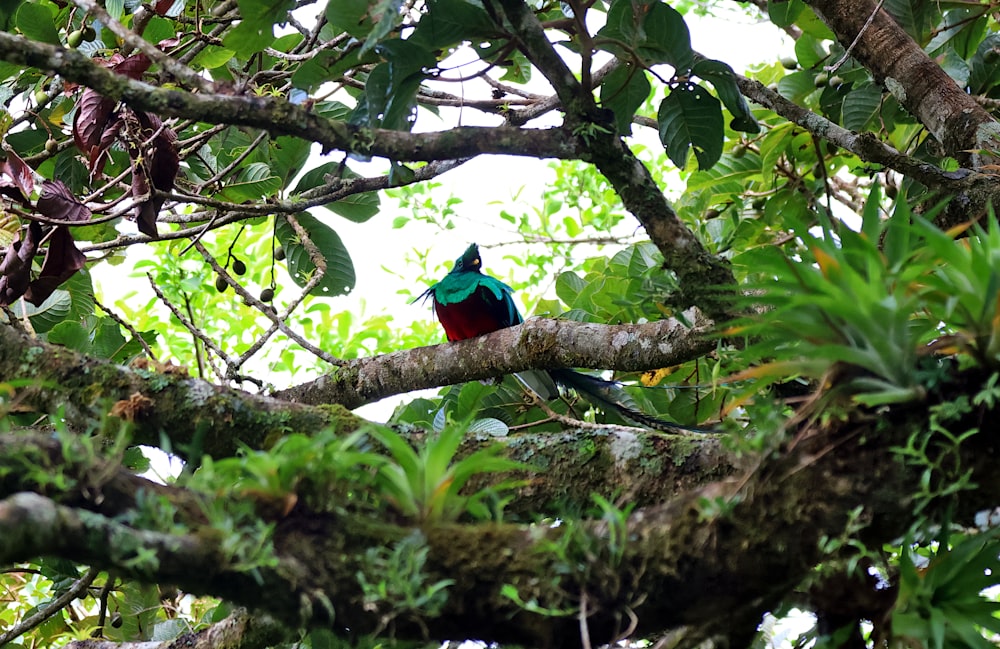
[16, 2, 60, 45]
[842, 82, 883, 131]
[274, 212, 356, 297]
[266, 136, 311, 188]
[293, 162, 380, 222]
[409, 0, 495, 50]
[968, 33, 1000, 95]
[21, 269, 95, 333]
[218, 162, 282, 202]
[222, 0, 294, 55]
[350, 39, 433, 131]
[638, 2, 693, 71]
[657, 83, 723, 171]
[768, 0, 803, 27]
[691, 58, 758, 134]
[599, 63, 650, 136]
[596, 0, 692, 71]
[326, 0, 378, 39]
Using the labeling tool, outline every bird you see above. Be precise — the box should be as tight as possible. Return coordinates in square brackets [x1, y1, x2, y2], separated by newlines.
[416, 243, 717, 433]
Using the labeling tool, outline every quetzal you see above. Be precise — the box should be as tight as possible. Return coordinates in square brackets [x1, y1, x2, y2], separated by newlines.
[417, 243, 714, 433]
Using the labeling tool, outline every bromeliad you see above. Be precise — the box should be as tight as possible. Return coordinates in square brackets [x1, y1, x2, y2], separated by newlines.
[417, 243, 715, 433]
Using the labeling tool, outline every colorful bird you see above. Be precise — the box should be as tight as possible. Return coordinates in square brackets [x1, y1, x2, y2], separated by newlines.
[417, 243, 716, 433]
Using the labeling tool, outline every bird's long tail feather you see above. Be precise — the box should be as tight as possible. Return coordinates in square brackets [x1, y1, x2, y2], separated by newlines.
[548, 369, 720, 434]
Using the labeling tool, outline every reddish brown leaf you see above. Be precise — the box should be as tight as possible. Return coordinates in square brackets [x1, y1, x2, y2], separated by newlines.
[138, 112, 179, 192]
[3, 150, 35, 201]
[130, 166, 160, 237]
[37, 180, 92, 222]
[114, 54, 152, 80]
[25, 226, 87, 306]
[152, 0, 176, 16]
[88, 114, 125, 178]
[73, 88, 117, 170]
[127, 111, 178, 238]
[94, 53, 125, 68]
[0, 223, 40, 306]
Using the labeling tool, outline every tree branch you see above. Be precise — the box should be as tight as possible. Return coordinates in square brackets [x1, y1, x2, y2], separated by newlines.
[4, 370, 998, 649]
[0, 32, 584, 163]
[275, 311, 716, 408]
[806, 0, 1000, 165]
[64, 608, 288, 649]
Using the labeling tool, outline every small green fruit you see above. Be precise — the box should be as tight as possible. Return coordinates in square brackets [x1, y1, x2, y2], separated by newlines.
[780, 56, 798, 70]
[232, 259, 247, 275]
[82, 25, 97, 41]
[44, 138, 58, 154]
[704, 208, 721, 220]
[33, 89, 48, 105]
[814, 72, 829, 88]
[260, 287, 275, 302]
[215, 276, 228, 292]
[67, 29, 84, 48]
[274, 246, 285, 261]
[828, 75, 845, 87]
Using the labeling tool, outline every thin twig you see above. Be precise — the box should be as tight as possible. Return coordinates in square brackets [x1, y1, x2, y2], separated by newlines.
[146, 273, 231, 375]
[193, 240, 344, 368]
[94, 297, 158, 360]
[826, 0, 885, 73]
[0, 566, 99, 645]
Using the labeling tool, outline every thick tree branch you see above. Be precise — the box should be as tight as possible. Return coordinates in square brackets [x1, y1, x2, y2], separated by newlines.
[0, 322, 352, 458]
[275, 311, 715, 408]
[0, 492, 328, 628]
[3, 366, 997, 648]
[0, 311, 713, 456]
[806, 0, 1000, 165]
[0, 32, 584, 163]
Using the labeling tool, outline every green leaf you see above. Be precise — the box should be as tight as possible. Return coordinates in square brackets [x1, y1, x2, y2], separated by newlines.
[274, 212, 356, 297]
[190, 45, 235, 70]
[555, 270, 587, 306]
[638, 2, 693, 71]
[218, 162, 282, 202]
[968, 33, 1000, 95]
[793, 33, 827, 70]
[222, 0, 294, 55]
[143, 16, 175, 46]
[266, 136, 311, 187]
[326, 0, 379, 39]
[657, 83, 724, 170]
[842, 82, 883, 131]
[16, 3, 60, 46]
[776, 70, 817, 104]
[47, 321, 91, 352]
[409, 0, 495, 50]
[691, 58, 758, 133]
[599, 63, 650, 136]
[293, 163, 381, 222]
[768, 0, 803, 27]
[359, 0, 403, 53]
[91, 319, 129, 360]
[883, 0, 938, 41]
[21, 269, 95, 333]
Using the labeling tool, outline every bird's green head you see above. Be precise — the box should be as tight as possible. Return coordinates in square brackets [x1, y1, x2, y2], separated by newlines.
[449, 243, 482, 275]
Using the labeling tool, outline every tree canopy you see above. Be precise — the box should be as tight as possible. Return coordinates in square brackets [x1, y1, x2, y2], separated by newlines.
[2, 1, 1000, 648]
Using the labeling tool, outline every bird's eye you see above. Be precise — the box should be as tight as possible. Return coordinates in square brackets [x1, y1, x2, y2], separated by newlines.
[472, 258, 480, 266]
